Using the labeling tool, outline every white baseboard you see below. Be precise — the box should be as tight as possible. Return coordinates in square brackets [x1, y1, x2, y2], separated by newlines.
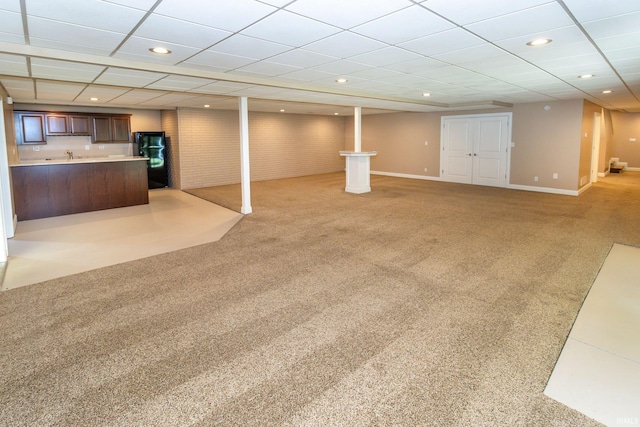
[626, 167, 640, 172]
[506, 183, 579, 196]
[372, 171, 584, 196]
[598, 171, 608, 177]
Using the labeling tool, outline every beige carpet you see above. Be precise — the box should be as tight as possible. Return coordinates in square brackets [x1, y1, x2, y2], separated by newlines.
[2, 172, 639, 426]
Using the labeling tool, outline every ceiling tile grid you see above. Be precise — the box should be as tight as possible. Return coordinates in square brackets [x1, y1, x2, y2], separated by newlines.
[1, 0, 640, 113]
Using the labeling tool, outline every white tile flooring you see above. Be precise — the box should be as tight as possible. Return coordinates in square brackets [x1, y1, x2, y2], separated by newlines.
[545, 243, 640, 426]
[1, 189, 242, 291]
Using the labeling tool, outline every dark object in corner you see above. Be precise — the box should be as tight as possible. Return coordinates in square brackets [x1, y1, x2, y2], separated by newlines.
[135, 131, 169, 188]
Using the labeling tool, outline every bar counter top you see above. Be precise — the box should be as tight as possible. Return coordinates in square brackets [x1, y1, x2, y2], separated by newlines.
[11, 155, 148, 167]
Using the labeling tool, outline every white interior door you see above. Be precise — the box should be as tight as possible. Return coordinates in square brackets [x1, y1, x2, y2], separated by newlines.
[441, 114, 510, 188]
[472, 115, 509, 187]
[442, 118, 473, 184]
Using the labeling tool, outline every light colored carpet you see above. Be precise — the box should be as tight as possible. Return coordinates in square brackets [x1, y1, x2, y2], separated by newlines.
[2, 172, 639, 426]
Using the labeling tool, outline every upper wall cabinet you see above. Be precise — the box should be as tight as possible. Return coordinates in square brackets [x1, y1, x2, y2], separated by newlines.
[15, 112, 47, 145]
[91, 115, 131, 144]
[14, 111, 131, 144]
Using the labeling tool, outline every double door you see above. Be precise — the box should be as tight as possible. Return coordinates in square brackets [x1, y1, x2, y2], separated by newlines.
[440, 114, 510, 188]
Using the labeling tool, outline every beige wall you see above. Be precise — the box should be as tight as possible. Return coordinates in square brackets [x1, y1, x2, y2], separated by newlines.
[610, 111, 640, 168]
[176, 108, 345, 189]
[346, 108, 511, 178]
[511, 100, 583, 190]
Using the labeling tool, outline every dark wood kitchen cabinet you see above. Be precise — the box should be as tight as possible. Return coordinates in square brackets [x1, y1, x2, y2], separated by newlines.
[91, 115, 131, 144]
[15, 112, 47, 144]
[46, 113, 91, 136]
[11, 159, 149, 221]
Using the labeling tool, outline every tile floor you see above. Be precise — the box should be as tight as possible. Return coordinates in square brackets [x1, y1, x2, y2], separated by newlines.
[1, 189, 243, 291]
[544, 243, 640, 426]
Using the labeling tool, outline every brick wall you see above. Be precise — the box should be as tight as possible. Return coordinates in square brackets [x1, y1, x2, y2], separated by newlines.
[177, 108, 346, 189]
[161, 110, 179, 188]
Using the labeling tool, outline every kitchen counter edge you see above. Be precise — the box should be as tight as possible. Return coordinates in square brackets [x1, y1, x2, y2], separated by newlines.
[11, 156, 149, 167]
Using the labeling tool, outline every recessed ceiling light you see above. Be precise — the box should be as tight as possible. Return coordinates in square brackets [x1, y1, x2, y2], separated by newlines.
[579, 74, 595, 79]
[422, 92, 431, 97]
[336, 78, 348, 84]
[527, 38, 552, 46]
[89, 97, 99, 101]
[334, 112, 339, 115]
[204, 104, 210, 108]
[149, 47, 171, 54]
[280, 109, 285, 112]
[602, 90, 612, 94]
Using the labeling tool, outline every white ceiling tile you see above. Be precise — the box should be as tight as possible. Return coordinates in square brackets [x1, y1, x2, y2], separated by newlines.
[278, 69, 335, 83]
[494, 25, 586, 55]
[562, 0, 640, 23]
[107, 89, 169, 104]
[465, 3, 574, 42]
[268, 49, 338, 69]
[138, 92, 200, 106]
[0, 54, 28, 76]
[399, 28, 484, 57]
[432, 44, 510, 66]
[134, 15, 231, 49]
[101, 0, 157, 9]
[145, 76, 214, 91]
[233, 61, 301, 77]
[94, 68, 167, 87]
[422, 0, 554, 25]
[351, 5, 454, 44]
[0, 9, 23, 37]
[154, 0, 276, 32]
[193, 81, 256, 95]
[385, 57, 449, 74]
[582, 11, 640, 40]
[181, 50, 256, 71]
[312, 59, 372, 75]
[304, 32, 388, 58]
[225, 86, 285, 97]
[26, 0, 146, 33]
[207, 34, 291, 60]
[286, 0, 412, 29]
[78, 86, 130, 102]
[0, 0, 20, 12]
[0, 77, 35, 99]
[27, 17, 125, 55]
[36, 80, 86, 101]
[114, 36, 202, 64]
[349, 47, 424, 67]
[241, 10, 340, 47]
[30, 58, 106, 83]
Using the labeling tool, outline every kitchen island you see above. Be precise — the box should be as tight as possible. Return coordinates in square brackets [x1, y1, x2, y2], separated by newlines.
[11, 156, 149, 221]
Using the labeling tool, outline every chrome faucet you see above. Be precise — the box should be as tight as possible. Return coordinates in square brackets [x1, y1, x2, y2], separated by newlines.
[65, 150, 74, 160]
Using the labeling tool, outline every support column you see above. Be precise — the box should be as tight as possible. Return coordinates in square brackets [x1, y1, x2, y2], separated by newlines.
[340, 106, 376, 194]
[239, 97, 252, 214]
[354, 106, 361, 152]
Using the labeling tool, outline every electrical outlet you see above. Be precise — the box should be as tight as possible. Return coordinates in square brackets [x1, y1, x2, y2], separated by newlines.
[553, 173, 558, 179]
[424, 167, 428, 172]
[534, 176, 538, 182]
[424, 141, 428, 146]
[85, 145, 90, 150]
[99, 145, 105, 150]
[33, 146, 40, 151]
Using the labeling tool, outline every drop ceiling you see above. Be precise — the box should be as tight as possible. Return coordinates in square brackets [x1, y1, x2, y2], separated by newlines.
[0, 0, 639, 115]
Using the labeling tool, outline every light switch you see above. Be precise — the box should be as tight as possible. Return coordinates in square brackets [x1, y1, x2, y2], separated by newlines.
[630, 138, 636, 142]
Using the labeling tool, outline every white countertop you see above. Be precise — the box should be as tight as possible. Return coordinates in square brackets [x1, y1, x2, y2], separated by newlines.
[12, 156, 149, 167]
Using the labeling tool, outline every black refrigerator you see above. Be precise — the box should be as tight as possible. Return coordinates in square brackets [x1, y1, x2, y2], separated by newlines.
[135, 131, 169, 189]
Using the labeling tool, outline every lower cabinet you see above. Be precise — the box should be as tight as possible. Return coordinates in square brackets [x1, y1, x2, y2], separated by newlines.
[11, 160, 149, 221]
